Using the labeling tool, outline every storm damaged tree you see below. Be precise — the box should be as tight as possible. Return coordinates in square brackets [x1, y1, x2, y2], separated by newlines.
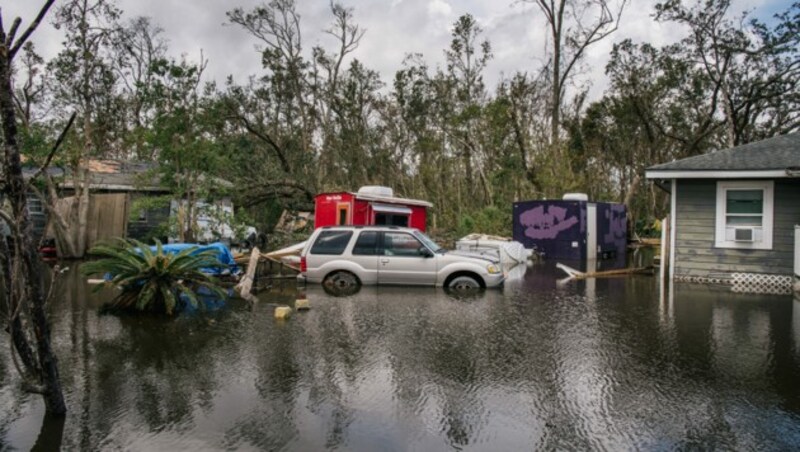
[112, 16, 169, 159]
[0, 0, 67, 415]
[444, 14, 493, 206]
[655, 0, 800, 146]
[41, 0, 123, 259]
[226, 0, 317, 203]
[524, 0, 627, 143]
[226, 0, 369, 208]
[495, 72, 550, 196]
[310, 2, 368, 186]
[145, 56, 222, 243]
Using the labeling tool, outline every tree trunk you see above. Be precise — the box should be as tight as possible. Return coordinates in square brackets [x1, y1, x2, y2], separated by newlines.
[550, 2, 564, 144]
[0, 47, 67, 415]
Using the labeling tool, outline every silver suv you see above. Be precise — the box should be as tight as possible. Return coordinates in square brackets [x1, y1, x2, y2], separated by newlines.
[299, 226, 505, 290]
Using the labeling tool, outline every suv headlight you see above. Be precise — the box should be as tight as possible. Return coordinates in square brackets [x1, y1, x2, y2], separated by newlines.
[486, 264, 501, 274]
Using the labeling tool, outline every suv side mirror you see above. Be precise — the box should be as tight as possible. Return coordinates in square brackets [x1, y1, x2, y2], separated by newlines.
[419, 247, 434, 258]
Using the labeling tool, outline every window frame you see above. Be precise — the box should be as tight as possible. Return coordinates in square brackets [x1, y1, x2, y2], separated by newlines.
[714, 180, 774, 250]
[374, 213, 409, 227]
[381, 231, 427, 257]
[26, 196, 44, 214]
[352, 230, 379, 256]
[336, 202, 350, 225]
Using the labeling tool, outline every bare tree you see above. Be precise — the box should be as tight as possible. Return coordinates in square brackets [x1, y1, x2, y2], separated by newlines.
[524, 0, 627, 143]
[0, 0, 68, 415]
[113, 16, 168, 145]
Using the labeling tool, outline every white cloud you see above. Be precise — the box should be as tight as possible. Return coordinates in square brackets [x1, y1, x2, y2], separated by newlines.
[7, 0, 787, 101]
[428, 0, 453, 17]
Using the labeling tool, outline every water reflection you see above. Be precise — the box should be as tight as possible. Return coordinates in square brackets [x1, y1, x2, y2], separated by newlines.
[1, 263, 800, 450]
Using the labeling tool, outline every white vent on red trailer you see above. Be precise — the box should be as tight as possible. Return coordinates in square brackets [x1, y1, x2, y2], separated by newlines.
[358, 186, 394, 198]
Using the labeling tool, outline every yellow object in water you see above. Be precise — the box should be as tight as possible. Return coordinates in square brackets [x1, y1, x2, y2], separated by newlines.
[274, 306, 292, 319]
[295, 298, 310, 310]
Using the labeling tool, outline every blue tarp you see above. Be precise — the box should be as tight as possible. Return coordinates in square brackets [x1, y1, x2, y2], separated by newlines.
[103, 242, 239, 281]
[153, 242, 239, 275]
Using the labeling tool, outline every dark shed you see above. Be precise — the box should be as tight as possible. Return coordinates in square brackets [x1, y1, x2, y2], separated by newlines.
[513, 195, 627, 261]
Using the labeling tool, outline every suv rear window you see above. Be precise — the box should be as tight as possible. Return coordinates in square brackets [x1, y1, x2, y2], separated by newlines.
[310, 230, 353, 255]
[352, 231, 379, 255]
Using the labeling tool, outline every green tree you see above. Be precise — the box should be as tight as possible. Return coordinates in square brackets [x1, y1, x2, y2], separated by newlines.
[40, 0, 124, 258]
[655, 0, 800, 146]
[144, 56, 228, 243]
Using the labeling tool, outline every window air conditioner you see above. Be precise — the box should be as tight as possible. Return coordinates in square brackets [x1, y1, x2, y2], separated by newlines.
[733, 227, 754, 242]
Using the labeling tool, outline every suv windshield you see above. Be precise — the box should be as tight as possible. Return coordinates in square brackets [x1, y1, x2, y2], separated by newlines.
[413, 231, 444, 253]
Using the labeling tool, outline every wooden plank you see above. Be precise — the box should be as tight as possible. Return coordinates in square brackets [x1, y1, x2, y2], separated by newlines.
[261, 255, 300, 272]
[85, 193, 128, 248]
[235, 247, 261, 303]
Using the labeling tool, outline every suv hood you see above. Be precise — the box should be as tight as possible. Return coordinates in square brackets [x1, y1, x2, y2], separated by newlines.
[442, 250, 501, 264]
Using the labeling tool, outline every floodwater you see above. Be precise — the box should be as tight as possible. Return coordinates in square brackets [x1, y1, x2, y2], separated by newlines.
[2, 261, 800, 451]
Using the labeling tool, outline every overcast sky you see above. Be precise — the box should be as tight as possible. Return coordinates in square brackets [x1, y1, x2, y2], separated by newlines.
[7, 0, 782, 99]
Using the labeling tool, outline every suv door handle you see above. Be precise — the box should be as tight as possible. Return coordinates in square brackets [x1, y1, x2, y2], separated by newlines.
[380, 259, 390, 264]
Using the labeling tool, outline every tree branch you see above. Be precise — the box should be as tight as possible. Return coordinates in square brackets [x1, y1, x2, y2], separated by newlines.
[227, 106, 293, 174]
[26, 112, 76, 188]
[9, 0, 55, 60]
[5, 18, 21, 47]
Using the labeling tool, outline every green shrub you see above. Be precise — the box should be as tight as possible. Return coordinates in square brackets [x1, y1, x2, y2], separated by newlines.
[457, 206, 512, 237]
[82, 239, 227, 315]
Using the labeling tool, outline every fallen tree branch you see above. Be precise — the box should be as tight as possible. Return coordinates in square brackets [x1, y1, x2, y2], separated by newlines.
[556, 262, 654, 279]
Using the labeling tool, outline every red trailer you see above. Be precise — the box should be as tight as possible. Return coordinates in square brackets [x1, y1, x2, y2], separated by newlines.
[314, 186, 432, 232]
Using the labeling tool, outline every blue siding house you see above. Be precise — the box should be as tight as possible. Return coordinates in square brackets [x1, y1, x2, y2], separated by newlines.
[646, 133, 800, 292]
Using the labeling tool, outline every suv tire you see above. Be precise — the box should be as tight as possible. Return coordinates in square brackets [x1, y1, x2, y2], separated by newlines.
[323, 271, 360, 290]
[447, 275, 481, 291]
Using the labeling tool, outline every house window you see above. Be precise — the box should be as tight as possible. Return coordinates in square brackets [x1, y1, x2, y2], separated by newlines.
[26, 196, 43, 214]
[715, 181, 773, 250]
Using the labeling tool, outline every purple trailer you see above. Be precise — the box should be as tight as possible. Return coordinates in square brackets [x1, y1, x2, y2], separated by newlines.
[512, 195, 627, 262]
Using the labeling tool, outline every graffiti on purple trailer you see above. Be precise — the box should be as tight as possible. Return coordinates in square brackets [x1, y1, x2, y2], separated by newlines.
[519, 204, 579, 240]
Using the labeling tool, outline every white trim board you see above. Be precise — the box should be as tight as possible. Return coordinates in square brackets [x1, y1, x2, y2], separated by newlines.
[669, 179, 676, 281]
[646, 170, 792, 179]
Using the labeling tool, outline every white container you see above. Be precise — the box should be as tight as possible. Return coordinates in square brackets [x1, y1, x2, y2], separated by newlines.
[562, 193, 589, 202]
[357, 186, 394, 198]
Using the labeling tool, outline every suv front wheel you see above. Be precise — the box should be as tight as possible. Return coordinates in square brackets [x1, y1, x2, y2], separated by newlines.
[446, 274, 482, 291]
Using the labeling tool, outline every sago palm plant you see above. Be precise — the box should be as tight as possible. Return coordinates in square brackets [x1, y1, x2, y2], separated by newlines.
[82, 239, 228, 315]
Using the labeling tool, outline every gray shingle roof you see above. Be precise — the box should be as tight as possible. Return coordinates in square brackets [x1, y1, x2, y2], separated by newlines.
[647, 132, 800, 172]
